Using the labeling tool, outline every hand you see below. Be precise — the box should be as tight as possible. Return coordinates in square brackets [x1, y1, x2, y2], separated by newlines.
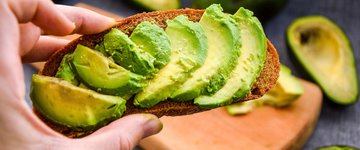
[0, 0, 162, 149]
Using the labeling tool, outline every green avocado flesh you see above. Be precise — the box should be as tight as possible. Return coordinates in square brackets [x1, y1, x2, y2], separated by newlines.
[55, 53, 79, 85]
[194, 7, 267, 108]
[287, 16, 358, 105]
[130, 21, 171, 69]
[31, 74, 126, 130]
[31, 4, 269, 129]
[131, 0, 180, 11]
[134, 15, 208, 108]
[226, 65, 303, 115]
[96, 28, 157, 76]
[72, 44, 145, 97]
[171, 4, 241, 101]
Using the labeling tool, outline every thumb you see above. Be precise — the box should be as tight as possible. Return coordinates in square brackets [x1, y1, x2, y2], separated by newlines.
[75, 114, 162, 150]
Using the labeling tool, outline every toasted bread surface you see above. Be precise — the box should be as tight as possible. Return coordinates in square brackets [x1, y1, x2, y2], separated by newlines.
[38, 9, 280, 137]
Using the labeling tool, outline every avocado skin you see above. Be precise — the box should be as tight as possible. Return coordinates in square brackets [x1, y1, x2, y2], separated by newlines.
[194, 7, 267, 108]
[130, 21, 171, 69]
[72, 44, 146, 97]
[316, 145, 360, 150]
[171, 4, 241, 101]
[31, 75, 126, 131]
[55, 54, 79, 85]
[287, 16, 358, 105]
[96, 28, 157, 76]
[134, 15, 208, 108]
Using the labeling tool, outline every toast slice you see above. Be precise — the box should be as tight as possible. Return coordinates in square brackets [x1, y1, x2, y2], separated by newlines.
[38, 8, 280, 137]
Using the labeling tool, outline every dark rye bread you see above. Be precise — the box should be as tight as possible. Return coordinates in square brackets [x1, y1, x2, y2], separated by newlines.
[39, 8, 280, 137]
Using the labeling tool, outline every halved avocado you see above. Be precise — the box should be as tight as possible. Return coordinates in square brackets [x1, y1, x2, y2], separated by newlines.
[134, 15, 208, 108]
[287, 16, 358, 105]
[194, 7, 267, 108]
[171, 4, 241, 101]
[72, 44, 145, 97]
[30, 74, 126, 131]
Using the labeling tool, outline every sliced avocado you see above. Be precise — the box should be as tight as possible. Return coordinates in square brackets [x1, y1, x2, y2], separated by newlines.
[287, 16, 359, 105]
[171, 4, 241, 101]
[96, 28, 156, 76]
[134, 15, 208, 108]
[226, 65, 304, 115]
[55, 53, 79, 85]
[72, 44, 145, 97]
[129, 0, 181, 11]
[194, 7, 266, 108]
[30, 74, 126, 131]
[130, 21, 171, 69]
[257, 65, 303, 107]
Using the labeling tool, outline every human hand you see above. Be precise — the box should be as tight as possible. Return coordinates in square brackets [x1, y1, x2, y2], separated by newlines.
[0, 0, 162, 149]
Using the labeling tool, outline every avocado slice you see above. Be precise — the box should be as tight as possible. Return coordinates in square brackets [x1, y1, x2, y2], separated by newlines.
[134, 15, 208, 108]
[72, 44, 145, 97]
[30, 74, 126, 131]
[130, 21, 171, 69]
[194, 7, 267, 108]
[96, 28, 156, 76]
[55, 53, 79, 85]
[129, 0, 181, 11]
[171, 4, 241, 101]
[226, 65, 304, 115]
[287, 16, 358, 105]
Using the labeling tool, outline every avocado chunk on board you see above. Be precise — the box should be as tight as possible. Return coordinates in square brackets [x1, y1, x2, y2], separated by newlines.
[226, 65, 304, 115]
[194, 7, 267, 108]
[134, 15, 208, 108]
[72, 44, 145, 97]
[96, 28, 157, 76]
[130, 21, 171, 69]
[30, 74, 126, 131]
[171, 4, 241, 101]
[287, 16, 359, 105]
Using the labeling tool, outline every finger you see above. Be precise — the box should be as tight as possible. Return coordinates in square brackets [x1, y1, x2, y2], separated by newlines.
[76, 114, 162, 150]
[19, 23, 41, 56]
[56, 5, 116, 34]
[22, 36, 69, 63]
[7, 0, 75, 35]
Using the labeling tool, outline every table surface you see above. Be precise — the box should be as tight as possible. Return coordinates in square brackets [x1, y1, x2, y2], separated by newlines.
[24, 0, 360, 149]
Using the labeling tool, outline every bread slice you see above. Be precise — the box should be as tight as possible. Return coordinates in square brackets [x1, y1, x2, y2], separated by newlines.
[38, 8, 280, 137]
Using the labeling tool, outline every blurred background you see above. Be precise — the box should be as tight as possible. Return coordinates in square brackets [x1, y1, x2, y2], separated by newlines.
[25, 0, 360, 149]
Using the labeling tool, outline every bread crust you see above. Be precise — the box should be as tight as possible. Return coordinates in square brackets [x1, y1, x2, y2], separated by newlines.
[38, 9, 280, 137]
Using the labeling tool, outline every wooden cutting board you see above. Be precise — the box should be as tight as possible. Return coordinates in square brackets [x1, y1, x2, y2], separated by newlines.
[139, 80, 322, 150]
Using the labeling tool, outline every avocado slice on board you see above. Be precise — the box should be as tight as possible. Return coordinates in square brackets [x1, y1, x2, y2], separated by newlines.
[30, 75, 126, 131]
[72, 44, 145, 97]
[130, 21, 171, 69]
[171, 4, 241, 101]
[194, 7, 267, 108]
[287, 16, 358, 105]
[134, 15, 208, 108]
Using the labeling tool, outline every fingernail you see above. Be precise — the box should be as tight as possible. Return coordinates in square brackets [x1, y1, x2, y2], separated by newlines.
[143, 114, 163, 138]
